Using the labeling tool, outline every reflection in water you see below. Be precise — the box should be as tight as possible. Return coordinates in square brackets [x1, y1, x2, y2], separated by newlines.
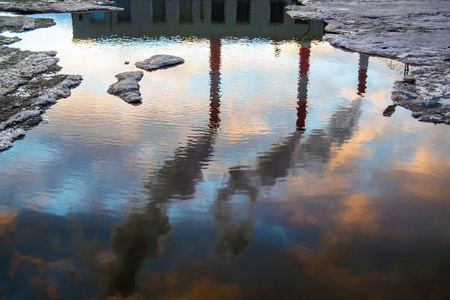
[236, 0, 250, 23]
[116, 0, 131, 23]
[270, 0, 286, 24]
[209, 38, 221, 129]
[143, 37, 221, 202]
[152, 0, 166, 23]
[211, 0, 225, 24]
[213, 97, 362, 258]
[107, 36, 223, 296]
[297, 41, 310, 131]
[2, 1, 450, 299]
[179, 0, 194, 24]
[108, 203, 170, 297]
[72, 0, 325, 39]
[358, 54, 369, 95]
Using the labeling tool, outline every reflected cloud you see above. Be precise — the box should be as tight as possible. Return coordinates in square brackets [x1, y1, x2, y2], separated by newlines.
[0, 208, 17, 237]
[137, 270, 240, 300]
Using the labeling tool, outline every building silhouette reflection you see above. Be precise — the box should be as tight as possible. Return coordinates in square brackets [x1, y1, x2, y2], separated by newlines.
[72, 0, 323, 40]
[74, 1, 375, 289]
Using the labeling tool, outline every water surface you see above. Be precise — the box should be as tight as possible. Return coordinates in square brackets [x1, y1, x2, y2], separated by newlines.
[1, 2, 450, 299]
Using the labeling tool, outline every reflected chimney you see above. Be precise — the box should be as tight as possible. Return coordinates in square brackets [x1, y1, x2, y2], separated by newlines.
[209, 38, 222, 129]
[297, 41, 310, 131]
[357, 54, 369, 96]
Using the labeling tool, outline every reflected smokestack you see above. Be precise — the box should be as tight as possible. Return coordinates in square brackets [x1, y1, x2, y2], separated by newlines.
[297, 41, 311, 131]
[108, 203, 170, 297]
[142, 39, 222, 202]
[357, 54, 369, 96]
[209, 38, 222, 129]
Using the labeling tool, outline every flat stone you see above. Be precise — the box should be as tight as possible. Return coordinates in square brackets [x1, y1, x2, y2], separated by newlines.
[0, 16, 55, 34]
[135, 55, 184, 71]
[0, 0, 122, 14]
[107, 71, 144, 104]
[288, 0, 450, 125]
[0, 2, 122, 152]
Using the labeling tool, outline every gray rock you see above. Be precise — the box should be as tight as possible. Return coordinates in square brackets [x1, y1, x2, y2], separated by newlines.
[288, 0, 450, 124]
[0, 16, 55, 34]
[135, 55, 184, 71]
[0, 3, 120, 153]
[0, 15, 83, 153]
[107, 71, 144, 104]
[0, 0, 122, 14]
[0, 35, 20, 45]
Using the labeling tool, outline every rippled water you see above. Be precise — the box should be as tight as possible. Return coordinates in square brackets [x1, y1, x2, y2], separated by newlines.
[1, 2, 450, 299]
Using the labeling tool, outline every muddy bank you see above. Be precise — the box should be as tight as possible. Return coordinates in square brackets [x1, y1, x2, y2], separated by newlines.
[288, 0, 450, 124]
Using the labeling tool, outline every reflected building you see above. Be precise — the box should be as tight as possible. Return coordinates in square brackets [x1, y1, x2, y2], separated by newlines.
[72, 0, 324, 40]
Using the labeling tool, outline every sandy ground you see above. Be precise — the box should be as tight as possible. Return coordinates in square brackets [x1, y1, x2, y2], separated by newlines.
[288, 0, 450, 124]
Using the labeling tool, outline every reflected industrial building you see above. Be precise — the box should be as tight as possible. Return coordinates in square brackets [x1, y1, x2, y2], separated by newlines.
[72, 0, 324, 40]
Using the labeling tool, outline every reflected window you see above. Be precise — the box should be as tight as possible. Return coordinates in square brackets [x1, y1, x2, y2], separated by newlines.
[90, 11, 105, 23]
[200, 0, 204, 21]
[211, 0, 225, 24]
[236, 0, 250, 23]
[270, 0, 286, 24]
[116, 0, 131, 23]
[179, 0, 193, 24]
[152, 0, 166, 23]
[294, 19, 308, 25]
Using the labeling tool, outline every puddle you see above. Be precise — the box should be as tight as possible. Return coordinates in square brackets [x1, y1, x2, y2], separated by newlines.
[1, 0, 450, 298]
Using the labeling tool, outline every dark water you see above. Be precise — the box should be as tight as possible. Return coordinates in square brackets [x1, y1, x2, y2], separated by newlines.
[1, 1, 450, 299]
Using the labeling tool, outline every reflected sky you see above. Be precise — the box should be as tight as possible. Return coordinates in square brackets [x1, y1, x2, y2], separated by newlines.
[1, 2, 450, 299]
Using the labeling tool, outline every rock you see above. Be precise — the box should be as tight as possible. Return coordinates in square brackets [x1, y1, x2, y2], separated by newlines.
[0, 0, 122, 14]
[0, 128, 24, 152]
[403, 76, 416, 83]
[135, 55, 184, 71]
[107, 71, 144, 104]
[35, 75, 83, 106]
[0, 35, 20, 45]
[0, 39, 83, 152]
[287, 0, 450, 125]
[0, 5, 119, 153]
